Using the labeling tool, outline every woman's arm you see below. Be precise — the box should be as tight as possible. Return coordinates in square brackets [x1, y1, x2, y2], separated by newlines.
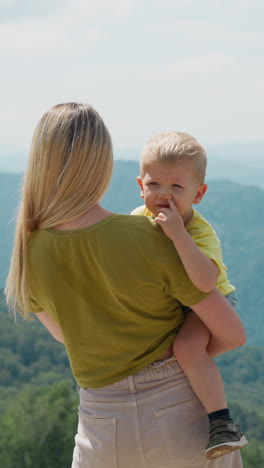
[191, 288, 246, 356]
[36, 311, 65, 344]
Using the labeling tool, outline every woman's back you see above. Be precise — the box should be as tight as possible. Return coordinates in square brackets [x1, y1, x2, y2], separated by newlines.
[28, 213, 207, 388]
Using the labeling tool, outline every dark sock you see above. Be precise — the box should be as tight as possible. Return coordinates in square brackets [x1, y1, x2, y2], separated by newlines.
[208, 408, 233, 423]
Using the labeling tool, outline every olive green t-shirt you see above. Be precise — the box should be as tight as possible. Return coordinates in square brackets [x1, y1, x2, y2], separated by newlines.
[28, 214, 208, 388]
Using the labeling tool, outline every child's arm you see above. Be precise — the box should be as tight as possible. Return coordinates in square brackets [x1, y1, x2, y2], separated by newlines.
[155, 199, 218, 292]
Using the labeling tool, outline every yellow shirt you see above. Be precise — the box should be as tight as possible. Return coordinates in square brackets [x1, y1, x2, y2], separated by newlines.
[28, 214, 209, 388]
[131, 206, 235, 295]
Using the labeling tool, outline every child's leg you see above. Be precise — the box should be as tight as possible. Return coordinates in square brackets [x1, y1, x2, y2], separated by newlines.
[173, 311, 227, 413]
[173, 311, 248, 460]
[207, 292, 240, 359]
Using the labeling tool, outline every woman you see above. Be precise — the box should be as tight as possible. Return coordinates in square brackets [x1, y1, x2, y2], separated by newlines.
[5, 103, 245, 467]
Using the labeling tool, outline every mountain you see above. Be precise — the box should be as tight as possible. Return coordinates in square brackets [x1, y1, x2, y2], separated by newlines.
[0, 163, 263, 468]
[0, 162, 264, 346]
[206, 157, 264, 190]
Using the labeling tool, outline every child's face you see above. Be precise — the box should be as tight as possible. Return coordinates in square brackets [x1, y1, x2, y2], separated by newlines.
[137, 160, 207, 224]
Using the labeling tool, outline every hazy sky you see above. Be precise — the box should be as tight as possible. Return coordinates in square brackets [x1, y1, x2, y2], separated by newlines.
[1, 0, 264, 165]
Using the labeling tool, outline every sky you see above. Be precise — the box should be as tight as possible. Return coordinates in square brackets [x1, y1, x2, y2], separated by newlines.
[1, 0, 264, 170]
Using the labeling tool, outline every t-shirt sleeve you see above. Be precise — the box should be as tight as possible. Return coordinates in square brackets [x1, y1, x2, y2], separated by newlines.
[131, 205, 153, 216]
[187, 216, 225, 274]
[169, 273, 210, 307]
[28, 295, 43, 313]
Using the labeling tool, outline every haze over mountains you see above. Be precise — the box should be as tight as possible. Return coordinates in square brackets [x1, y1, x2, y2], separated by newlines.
[115, 141, 264, 189]
[1, 140, 264, 188]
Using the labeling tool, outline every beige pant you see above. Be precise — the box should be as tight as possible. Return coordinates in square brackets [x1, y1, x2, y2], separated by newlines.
[72, 358, 243, 468]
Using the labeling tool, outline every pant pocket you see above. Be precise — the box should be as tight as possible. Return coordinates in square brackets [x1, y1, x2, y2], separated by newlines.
[73, 410, 117, 468]
[155, 398, 208, 466]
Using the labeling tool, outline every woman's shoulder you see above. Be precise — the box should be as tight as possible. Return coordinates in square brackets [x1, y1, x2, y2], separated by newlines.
[111, 213, 160, 233]
[27, 214, 160, 246]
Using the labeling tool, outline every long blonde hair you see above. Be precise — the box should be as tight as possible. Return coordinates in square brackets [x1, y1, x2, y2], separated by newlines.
[5, 103, 113, 318]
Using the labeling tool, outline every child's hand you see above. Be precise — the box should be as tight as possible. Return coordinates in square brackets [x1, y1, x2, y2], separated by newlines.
[155, 199, 185, 240]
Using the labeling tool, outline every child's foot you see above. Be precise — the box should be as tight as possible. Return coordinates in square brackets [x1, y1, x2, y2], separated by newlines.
[205, 419, 248, 460]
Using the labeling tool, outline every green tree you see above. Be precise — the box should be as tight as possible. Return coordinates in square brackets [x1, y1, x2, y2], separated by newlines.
[0, 381, 78, 468]
[242, 440, 264, 468]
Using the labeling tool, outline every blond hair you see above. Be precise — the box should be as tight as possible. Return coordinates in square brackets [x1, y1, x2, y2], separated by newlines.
[140, 131, 207, 183]
[5, 103, 113, 318]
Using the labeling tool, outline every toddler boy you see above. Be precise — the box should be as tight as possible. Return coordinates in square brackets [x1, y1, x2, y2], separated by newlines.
[132, 131, 248, 460]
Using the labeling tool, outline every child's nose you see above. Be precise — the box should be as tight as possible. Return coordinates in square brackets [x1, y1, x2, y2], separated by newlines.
[159, 188, 172, 199]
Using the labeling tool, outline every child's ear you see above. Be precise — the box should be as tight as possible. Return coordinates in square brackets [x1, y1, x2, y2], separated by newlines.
[136, 176, 145, 199]
[193, 183, 207, 205]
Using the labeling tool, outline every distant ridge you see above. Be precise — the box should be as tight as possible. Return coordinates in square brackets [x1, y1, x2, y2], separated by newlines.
[1, 139, 264, 189]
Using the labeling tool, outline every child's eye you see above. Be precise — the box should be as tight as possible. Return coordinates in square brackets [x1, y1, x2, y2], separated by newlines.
[172, 184, 183, 188]
[149, 181, 158, 186]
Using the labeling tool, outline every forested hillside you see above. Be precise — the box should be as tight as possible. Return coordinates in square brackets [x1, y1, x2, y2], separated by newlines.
[0, 294, 263, 467]
[1, 163, 264, 466]
[1, 162, 263, 345]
